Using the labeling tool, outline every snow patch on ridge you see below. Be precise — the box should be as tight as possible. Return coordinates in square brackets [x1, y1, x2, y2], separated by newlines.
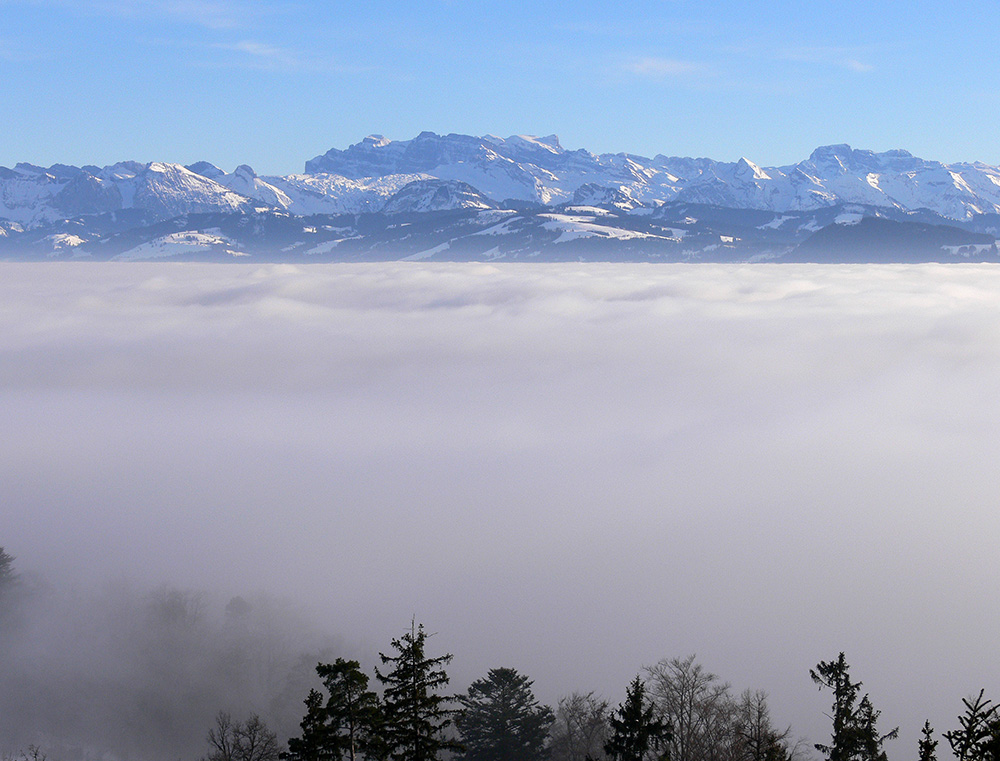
[113, 231, 246, 261]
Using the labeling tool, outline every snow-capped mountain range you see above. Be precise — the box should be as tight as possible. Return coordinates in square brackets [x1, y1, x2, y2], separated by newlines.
[3, 132, 1000, 262]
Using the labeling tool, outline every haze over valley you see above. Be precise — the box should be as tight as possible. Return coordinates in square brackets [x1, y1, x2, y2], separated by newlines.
[4, 262, 999, 761]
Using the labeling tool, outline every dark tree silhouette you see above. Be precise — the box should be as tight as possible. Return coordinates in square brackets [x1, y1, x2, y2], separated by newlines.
[457, 667, 554, 761]
[918, 721, 938, 761]
[206, 712, 280, 761]
[0, 547, 16, 590]
[376, 620, 460, 761]
[283, 690, 337, 761]
[810, 654, 896, 761]
[549, 692, 610, 761]
[604, 676, 672, 761]
[733, 690, 791, 761]
[283, 659, 383, 761]
[944, 691, 1000, 761]
[318, 659, 383, 761]
[644, 655, 734, 761]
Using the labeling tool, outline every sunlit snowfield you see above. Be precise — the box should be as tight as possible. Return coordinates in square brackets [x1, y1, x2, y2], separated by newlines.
[5, 262, 1000, 755]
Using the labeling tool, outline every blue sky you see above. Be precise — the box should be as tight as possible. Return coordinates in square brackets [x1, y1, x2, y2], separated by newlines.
[2, 0, 999, 174]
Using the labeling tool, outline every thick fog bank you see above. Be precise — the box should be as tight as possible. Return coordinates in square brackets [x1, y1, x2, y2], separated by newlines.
[4, 262, 1000, 760]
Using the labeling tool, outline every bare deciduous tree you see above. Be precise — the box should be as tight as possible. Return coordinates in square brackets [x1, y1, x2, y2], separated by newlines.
[733, 690, 793, 761]
[206, 711, 280, 761]
[550, 692, 610, 761]
[644, 655, 736, 761]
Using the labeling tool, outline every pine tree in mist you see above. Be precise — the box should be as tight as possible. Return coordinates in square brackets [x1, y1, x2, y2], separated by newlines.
[810, 653, 896, 761]
[853, 696, 897, 761]
[283, 659, 383, 761]
[0, 547, 16, 591]
[604, 676, 672, 761]
[283, 690, 336, 761]
[918, 721, 937, 761]
[322, 659, 383, 761]
[456, 666, 554, 761]
[811, 654, 861, 761]
[375, 620, 460, 761]
[944, 691, 1000, 761]
[0, 546, 20, 626]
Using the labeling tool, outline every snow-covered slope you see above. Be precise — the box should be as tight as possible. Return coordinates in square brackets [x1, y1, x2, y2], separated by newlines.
[216, 165, 292, 210]
[305, 132, 668, 205]
[664, 145, 1000, 219]
[262, 172, 430, 215]
[0, 161, 252, 226]
[112, 230, 247, 261]
[571, 183, 645, 212]
[131, 163, 252, 219]
[307, 134, 1000, 220]
[381, 179, 497, 214]
[6, 135, 1000, 229]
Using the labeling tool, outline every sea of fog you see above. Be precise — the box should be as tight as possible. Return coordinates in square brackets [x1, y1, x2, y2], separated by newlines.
[4, 261, 1000, 759]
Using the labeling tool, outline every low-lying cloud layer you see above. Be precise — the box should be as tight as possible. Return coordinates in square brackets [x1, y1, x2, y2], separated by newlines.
[4, 262, 1000, 758]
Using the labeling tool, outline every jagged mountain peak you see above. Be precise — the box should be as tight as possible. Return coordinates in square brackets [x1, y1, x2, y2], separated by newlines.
[361, 134, 391, 148]
[5, 133, 1000, 235]
[487, 134, 565, 154]
[736, 157, 770, 180]
[381, 178, 496, 214]
[186, 161, 226, 180]
[809, 143, 855, 159]
[804, 144, 861, 173]
[103, 161, 146, 179]
[571, 183, 643, 211]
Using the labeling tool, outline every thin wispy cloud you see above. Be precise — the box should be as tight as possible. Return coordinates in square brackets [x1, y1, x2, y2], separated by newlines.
[162, 0, 246, 29]
[624, 56, 703, 78]
[204, 37, 375, 74]
[557, 17, 717, 39]
[5, 0, 275, 29]
[843, 58, 875, 73]
[214, 39, 296, 64]
[558, 19, 651, 38]
[779, 46, 876, 73]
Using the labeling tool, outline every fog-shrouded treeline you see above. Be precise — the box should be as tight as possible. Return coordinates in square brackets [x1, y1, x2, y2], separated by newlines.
[0, 547, 342, 761]
[2, 547, 998, 761]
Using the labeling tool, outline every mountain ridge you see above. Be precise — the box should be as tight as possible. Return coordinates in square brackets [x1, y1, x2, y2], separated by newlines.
[7, 133, 1000, 228]
[3, 132, 1000, 262]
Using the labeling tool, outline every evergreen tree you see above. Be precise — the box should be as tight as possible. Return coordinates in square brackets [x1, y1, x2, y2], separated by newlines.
[811, 654, 862, 761]
[944, 691, 999, 761]
[604, 676, 672, 761]
[918, 721, 937, 761]
[376, 620, 460, 761]
[457, 667, 554, 761]
[853, 696, 897, 761]
[318, 659, 383, 761]
[284, 690, 338, 761]
[283, 660, 382, 761]
[810, 654, 896, 761]
[0, 547, 16, 591]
